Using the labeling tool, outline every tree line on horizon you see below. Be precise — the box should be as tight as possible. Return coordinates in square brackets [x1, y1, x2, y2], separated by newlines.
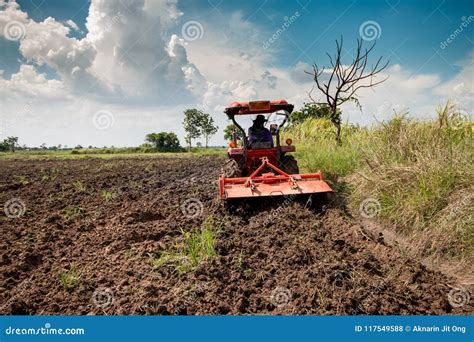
[0, 103, 347, 153]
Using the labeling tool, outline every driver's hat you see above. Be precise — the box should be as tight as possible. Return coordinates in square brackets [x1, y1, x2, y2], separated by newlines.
[253, 114, 266, 123]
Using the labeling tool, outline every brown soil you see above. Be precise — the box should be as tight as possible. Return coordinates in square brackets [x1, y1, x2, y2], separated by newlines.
[0, 156, 472, 315]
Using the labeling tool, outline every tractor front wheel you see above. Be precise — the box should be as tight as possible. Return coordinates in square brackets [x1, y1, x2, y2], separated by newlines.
[281, 155, 299, 174]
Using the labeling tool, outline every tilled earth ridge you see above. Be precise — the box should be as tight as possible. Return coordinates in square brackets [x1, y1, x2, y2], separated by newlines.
[0, 156, 472, 315]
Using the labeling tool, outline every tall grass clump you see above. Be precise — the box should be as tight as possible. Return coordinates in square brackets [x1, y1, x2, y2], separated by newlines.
[349, 103, 473, 259]
[149, 216, 221, 273]
[59, 266, 80, 292]
[283, 118, 367, 180]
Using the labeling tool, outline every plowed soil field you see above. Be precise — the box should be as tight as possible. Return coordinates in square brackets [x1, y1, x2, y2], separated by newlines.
[1, 156, 472, 315]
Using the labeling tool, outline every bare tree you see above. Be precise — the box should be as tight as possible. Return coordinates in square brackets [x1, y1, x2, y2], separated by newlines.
[307, 36, 389, 144]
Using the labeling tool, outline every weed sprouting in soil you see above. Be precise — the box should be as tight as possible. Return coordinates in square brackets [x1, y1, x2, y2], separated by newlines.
[62, 205, 85, 221]
[144, 163, 155, 173]
[45, 183, 67, 204]
[235, 251, 244, 269]
[72, 180, 86, 192]
[100, 190, 115, 202]
[59, 266, 80, 292]
[14, 175, 30, 186]
[149, 216, 221, 273]
[124, 247, 134, 260]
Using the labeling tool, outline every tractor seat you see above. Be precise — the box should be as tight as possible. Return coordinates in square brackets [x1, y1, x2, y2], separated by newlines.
[250, 141, 273, 149]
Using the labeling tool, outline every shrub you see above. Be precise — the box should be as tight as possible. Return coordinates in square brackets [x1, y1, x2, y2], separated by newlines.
[146, 132, 182, 152]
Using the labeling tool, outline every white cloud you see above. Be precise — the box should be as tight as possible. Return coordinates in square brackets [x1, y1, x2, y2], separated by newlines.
[0, 0, 27, 27]
[0, 0, 472, 148]
[83, 0, 200, 102]
[143, 0, 183, 24]
[65, 19, 79, 31]
[0, 64, 66, 100]
[20, 18, 103, 93]
[339, 60, 474, 125]
[433, 52, 474, 113]
[289, 61, 313, 84]
[0, 0, 203, 102]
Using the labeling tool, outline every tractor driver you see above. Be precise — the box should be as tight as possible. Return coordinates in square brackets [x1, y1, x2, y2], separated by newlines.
[248, 114, 273, 147]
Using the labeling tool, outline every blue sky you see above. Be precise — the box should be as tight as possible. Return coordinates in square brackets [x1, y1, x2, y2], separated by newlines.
[0, 0, 472, 147]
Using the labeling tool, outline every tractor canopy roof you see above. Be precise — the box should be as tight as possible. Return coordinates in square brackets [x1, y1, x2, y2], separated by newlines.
[224, 99, 294, 116]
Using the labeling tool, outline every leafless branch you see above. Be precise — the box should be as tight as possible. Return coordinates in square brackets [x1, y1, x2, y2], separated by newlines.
[306, 36, 389, 143]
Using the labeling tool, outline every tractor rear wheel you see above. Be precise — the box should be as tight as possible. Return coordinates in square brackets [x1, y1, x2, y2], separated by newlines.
[280, 155, 299, 174]
[222, 159, 242, 178]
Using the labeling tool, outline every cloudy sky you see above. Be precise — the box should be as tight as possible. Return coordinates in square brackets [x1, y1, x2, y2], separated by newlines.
[0, 0, 472, 147]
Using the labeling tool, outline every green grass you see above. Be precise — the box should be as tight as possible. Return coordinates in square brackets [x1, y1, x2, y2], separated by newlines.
[0, 147, 226, 160]
[72, 180, 86, 192]
[285, 103, 473, 260]
[59, 266, 80, 292]
[149, 216, 221, 273]
[100, 189, 115, 202]
[14, 175, 31, 186]
[62, 205, 85, 221]
[284, 118, 368, 179]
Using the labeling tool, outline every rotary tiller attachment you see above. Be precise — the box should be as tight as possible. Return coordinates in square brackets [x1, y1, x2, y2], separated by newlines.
[219, 157, 333, 199]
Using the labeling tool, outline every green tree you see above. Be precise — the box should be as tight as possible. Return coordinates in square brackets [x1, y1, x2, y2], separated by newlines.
[223, 124, 244, 142]
[290, 103, 341, 126]
[145, 132, 181, 152]
[183, 109, 204, 149]
[1, 136, 19, 152]
[201, 113, 218, 148]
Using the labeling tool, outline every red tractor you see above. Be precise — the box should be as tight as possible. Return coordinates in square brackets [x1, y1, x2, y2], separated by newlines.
[219, 99, 333, 199]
